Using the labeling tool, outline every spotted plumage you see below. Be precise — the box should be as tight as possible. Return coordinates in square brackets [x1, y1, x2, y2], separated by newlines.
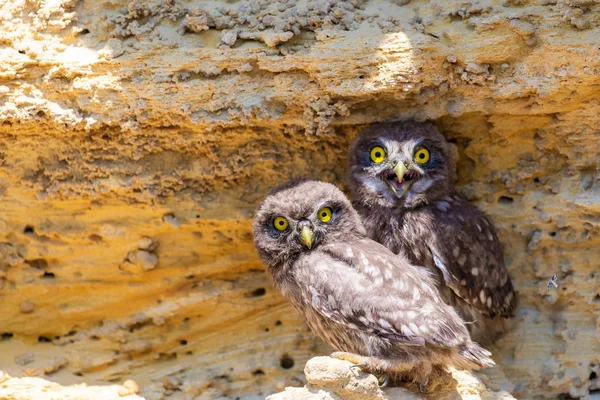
[253, 179, 494, 386]
[348, 121, 517, 342]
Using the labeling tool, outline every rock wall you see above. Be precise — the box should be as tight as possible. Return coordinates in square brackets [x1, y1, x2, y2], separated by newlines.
[0, 0, 599, 399]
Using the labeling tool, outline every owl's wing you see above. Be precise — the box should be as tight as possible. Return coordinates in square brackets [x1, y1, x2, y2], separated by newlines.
[295, 239, 469, 349]
[426, 198, 516, 317]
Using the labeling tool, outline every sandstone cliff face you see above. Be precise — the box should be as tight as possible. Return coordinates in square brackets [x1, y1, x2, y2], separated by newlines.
[0, 0, 598, 399]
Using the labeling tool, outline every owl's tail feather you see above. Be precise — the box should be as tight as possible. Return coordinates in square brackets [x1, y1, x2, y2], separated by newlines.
[455, 342, 495, 370]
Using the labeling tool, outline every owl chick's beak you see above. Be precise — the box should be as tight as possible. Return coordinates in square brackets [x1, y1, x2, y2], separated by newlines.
[393, 162, 407, 182]
[381, 161, 419, 198]
[298, 221, 315, 249]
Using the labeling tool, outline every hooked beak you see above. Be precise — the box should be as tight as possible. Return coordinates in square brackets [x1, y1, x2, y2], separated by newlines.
[299, 224, 315, 249]
[393, 162, 407, 182]
[382, 161, 418, 198]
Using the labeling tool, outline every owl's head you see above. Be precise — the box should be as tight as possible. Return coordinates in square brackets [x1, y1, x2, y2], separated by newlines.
[348, 121, 452, 210]
[253, 178, 365, 268]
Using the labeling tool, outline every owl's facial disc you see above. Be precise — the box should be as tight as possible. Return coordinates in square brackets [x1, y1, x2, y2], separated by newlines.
[381, 161, 420, 198]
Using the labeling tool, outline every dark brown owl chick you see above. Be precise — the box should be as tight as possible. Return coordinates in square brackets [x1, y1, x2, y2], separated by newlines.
[348, 121, 517, 343]
[253, 178, 494, 387]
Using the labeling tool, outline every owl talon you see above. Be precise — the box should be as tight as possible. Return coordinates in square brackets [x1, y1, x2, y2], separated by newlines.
[379, 375, 389, 388]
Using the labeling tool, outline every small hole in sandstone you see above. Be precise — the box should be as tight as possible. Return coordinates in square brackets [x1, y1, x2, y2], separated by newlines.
[90, 335, 100, 340]
[186, 351, 193, 356]
[158, 352, 177, 361]
[80, 28, 90, 34]
[590, 371, 597, 380]
[252, 369, 265, 376]
[18, 50, 25, 54]
[264, 328, 270, 332]
[275, 320, 282, 326]
[180, 339, 188, 346]
[251, 288, 266, 297]
[358, 75, 364, 79]
[66, 330, 77, 336]
[196, 215, 200, 218]
[549, 231, 557, 237]
[24, 226, 35, 234]
[27, 259, 48, 269]
[42, 271, 55, 279]
[498, 196, 514, 204]
[73, 372, 83, 377]
[280, 355, 294, 369]
[183, 317, 190, 322]
[534, 178, 540, 183]
[1, 333, 13, 340]
[186, 275, 195, 280]
[38, 336, 51, 343]
[558, 394, 577, 399]
[89, 234, 102, 243]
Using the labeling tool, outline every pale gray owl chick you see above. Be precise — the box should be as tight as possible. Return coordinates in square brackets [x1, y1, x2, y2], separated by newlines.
[348, 121, 517, 343]
[253, 178, 494, 386]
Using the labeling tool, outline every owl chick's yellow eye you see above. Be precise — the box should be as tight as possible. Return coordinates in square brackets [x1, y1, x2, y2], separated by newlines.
[415, 148, 430, 164]
[370, 146, 386, 164]
[318, 207, 332, 223]
[273, 217, 289, 231]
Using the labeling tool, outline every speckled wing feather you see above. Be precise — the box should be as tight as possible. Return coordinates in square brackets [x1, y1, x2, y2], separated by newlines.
[294, 238, 470, 349]
[426, 198, 516, 317]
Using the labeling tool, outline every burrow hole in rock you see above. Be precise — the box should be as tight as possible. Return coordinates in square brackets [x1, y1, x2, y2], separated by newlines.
[590, 371, 597, 380]
[252, 369, 265, 376]
[38, 336, 52, 343]
[280, 354, 294, 369]
[1, 332, 13, 340]
[23, 225, 35, 234]
[498, 196, 514, 205]
[180, 339, 188, 346]
[42, 271, 55, 279]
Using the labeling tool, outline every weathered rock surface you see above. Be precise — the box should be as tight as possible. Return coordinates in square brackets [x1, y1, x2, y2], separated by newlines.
[267, 356, 517, 400]
[0, 371, 143, 400]
[0, 0, 598, 399]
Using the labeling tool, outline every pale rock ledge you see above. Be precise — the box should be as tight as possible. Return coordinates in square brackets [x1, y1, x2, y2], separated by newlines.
[268, 357, 516, 400]
[0, 371, 143, 400]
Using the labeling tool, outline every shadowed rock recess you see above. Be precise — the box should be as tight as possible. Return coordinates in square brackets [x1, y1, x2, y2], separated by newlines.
[0, 0, 598, 399]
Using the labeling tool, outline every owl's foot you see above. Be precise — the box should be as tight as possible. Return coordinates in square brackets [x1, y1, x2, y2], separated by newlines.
[330, 352, 389, 387]
[330, 351, 370, 366]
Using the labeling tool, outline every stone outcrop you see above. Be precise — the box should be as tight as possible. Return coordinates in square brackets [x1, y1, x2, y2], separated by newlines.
[0, 0, 598, 399]
[268, 357, 517, 400]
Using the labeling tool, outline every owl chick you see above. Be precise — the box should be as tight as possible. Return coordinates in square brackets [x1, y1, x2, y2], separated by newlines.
[253, 178, 494, 386]
[348, 121, 517, 342]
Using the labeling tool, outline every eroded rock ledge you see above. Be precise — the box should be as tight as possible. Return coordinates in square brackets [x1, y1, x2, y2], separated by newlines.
[0, 371, 142, 400]
[268, 357, 516, 400]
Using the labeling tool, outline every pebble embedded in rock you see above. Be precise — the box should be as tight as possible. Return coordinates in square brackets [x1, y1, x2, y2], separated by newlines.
[20, 300, 34, 314]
